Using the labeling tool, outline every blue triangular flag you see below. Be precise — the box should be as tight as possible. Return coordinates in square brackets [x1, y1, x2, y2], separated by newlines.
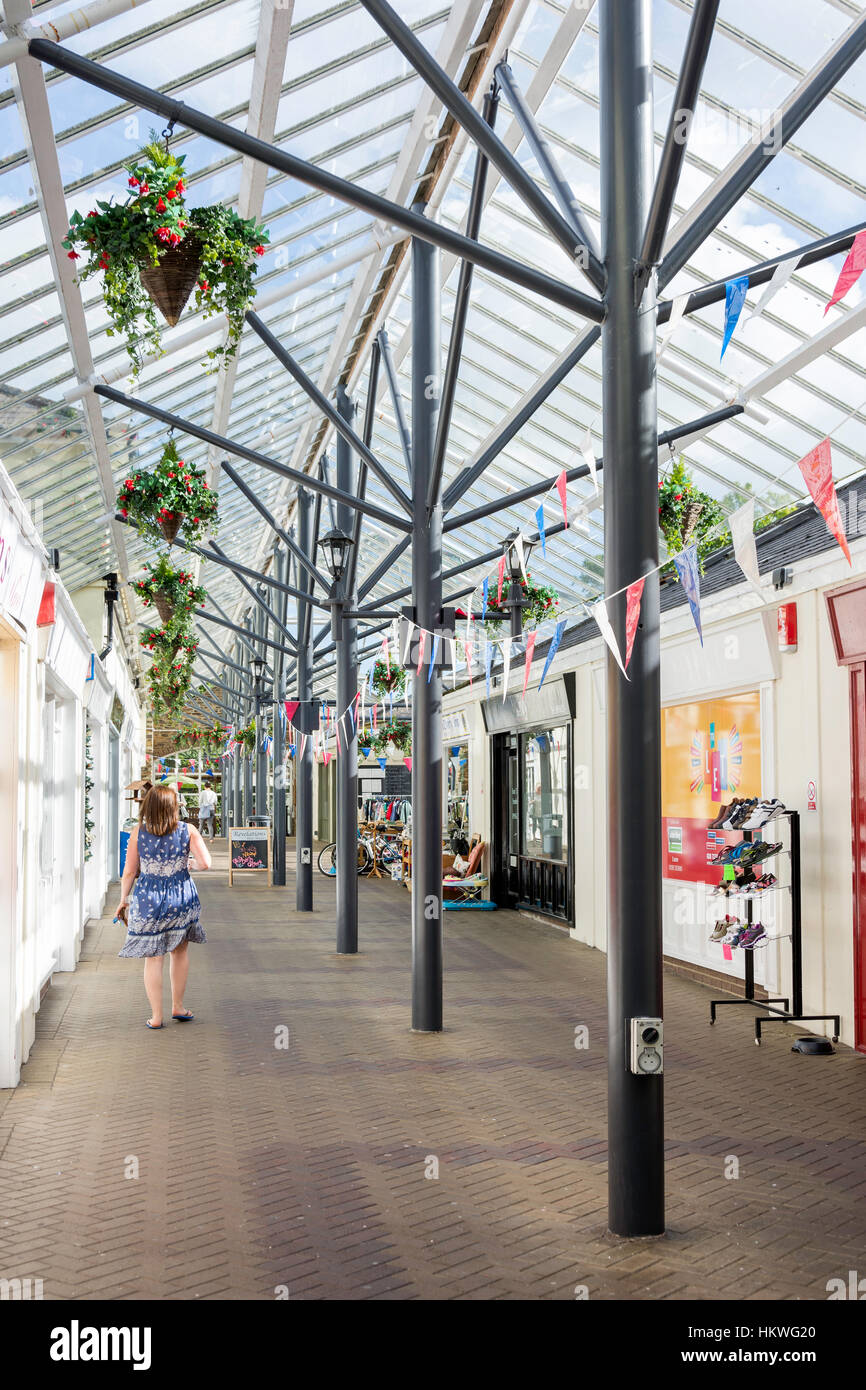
[377, 756, 387, 770]
[288, 744, 295, 758]
[673, 544, 703, 646]
[362, 746, 371, 760]
[481, 576, 488, 621]
[535, 502, 546, 556]
[485, 640, 493, 697]
[427, 632, 439, 683]
[721, 275, 749, 358]
[538, 619, 566, 690]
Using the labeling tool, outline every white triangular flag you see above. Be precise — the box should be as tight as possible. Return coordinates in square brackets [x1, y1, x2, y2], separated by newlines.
[591, 598, 630, 680]
[501, 636, 511, 701]
[744, 257, 797, 324]
[401, 620, 414, 666]
[450, 636, 457, 689]
[657, 291, 688, 363]
[514, 534, 529, 584]
[580, 424, 598, 494]
[729, 499, 763, 598]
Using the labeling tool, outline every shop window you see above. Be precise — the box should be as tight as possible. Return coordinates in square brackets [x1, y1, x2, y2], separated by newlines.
[521, 729, 568, 862]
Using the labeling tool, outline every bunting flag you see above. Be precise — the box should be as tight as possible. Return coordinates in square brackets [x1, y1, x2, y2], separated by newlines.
[485, 638, 493, 697]
[377, 756, 387, 771]
[298, 733, 307, 760]
[729, 499, 763, 596]
[555, 469, 569, 526]
[362, 746, 371, 760]
[481, 575, 489, 620]
[580, 424, 598, 494]
[427, 632, 439, 683]
[372, 700, 378, 731]
[415, 628, 427, 677]
[382, 636, 390, 675]
[624, 577, 645, 670]
[501, 635, 511, 701]
[334, 717, 342, 754]
[721, 275, 749, 358]
[464, 636, 474, 685]
[535, 503, 547, 557]
[496, 555, 506, 605]
[674, 544, 703, 645]
[522, 630, 537, 695]
[402, 620, 414, 665]
[404, 757, 413, 772]
[538, 619, 565, 690]
[450, 636, 457, 690]
[591, 598, 629, 678]
[745, 256, 797, 323]
[288, 744, 296, 759]
[656, 290, 688, 364]
[825, 229, 866, 314]
[514, 533, 529, 583]
[796, 437, 851, 563]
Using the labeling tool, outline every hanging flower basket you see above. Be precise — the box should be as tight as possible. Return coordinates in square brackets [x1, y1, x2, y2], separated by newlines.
[483, 576, 559, 633]
[61, 137, 268, 380]
[236, 723, 257, 755]
[138, 234, 202, 327]
[371, 656, 406, 698]
[658, 456, 725, 574]
[118, 439, 218, 545]
[135, 554, 206, 619]
[372, 722, 411, 755]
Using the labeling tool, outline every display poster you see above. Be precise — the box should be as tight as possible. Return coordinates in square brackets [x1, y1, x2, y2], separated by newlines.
[661, 692, 762, 884]
[229, 825, 272, 885]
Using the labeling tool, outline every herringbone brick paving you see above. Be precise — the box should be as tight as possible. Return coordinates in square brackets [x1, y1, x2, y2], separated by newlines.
[1, 839, 864, 1300]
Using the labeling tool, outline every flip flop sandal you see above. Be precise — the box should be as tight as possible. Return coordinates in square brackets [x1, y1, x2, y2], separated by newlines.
[145, 1021, 164, 1029]
[172, 1011, 195, 1022]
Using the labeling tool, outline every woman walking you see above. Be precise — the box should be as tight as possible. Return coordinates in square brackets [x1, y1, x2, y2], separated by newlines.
[115, 784, 212, 1029]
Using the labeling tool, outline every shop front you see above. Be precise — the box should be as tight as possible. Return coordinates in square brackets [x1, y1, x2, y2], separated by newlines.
[484, 676, 575, 925]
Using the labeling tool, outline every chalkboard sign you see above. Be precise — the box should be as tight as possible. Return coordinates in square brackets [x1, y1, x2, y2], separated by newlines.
[229, 825, 272, 885]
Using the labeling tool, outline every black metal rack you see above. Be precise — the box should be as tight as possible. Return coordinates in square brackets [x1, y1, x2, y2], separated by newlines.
[708, 810, 841, 1045]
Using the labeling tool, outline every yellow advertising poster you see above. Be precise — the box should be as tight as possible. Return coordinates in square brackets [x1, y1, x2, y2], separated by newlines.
[661, 692, 762, 882]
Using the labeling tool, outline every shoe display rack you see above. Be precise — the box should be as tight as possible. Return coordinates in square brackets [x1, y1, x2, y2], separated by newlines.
[708, 810, 841, 1045]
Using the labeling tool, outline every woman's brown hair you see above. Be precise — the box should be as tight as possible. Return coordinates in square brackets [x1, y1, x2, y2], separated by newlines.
[140, 784, 180, 837]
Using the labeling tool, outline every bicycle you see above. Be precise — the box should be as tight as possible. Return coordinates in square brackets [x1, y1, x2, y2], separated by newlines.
[317, 827, 404, 877]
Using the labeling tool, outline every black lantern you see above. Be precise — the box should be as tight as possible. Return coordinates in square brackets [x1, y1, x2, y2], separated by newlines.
[504, 530, 534, 580]
[251, 655, 265, 685]
[318, 527, 354, 583]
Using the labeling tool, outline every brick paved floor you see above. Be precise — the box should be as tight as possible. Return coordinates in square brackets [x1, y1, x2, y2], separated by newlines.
[1, 841, 865, 1301]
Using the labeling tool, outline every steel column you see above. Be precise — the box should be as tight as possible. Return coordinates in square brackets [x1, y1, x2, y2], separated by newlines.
[272, 546, 288, 886]
[410, 229, 443, 1033]
[335, 385, 359, 955]
[600, 0, 664, 1237]
[295, 489, 314, 911]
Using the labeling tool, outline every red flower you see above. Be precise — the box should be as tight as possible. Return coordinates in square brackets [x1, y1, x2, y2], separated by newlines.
[87, 210, 98, 218]
[176, 179, 185, 193]
[121, 507, 128, 516]
[169, 232, 180, 246]
[254, 245, 264, 256]
[674, 493, 682, 501]
[140, 182, 149, 194]
[155, 196, 166, 213]
[156, 226, 172, 243]
[67, 250, 79, 259]
[166, 188, 177, 200]
[199, 280, 210, 294]
[128, 177, 139, 188]
[178, 220, 186, 229]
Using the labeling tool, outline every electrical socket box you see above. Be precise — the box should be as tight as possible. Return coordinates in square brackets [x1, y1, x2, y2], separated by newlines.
[629, 1017, 663, 1076]
[300, 847, 311, 865]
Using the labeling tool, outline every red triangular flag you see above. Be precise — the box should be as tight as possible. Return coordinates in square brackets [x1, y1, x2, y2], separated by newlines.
[797, 438, 851, 563]
[404, 756, 412, 771]
[522, 629, 537, 695]
[415, 628, 427, 676]
[624, 577, 645, 670]
[284, 700, 299, 724]
[825, 229, 866, 314]
[496, 555, 506, 605]
[555, 470, 568, 527]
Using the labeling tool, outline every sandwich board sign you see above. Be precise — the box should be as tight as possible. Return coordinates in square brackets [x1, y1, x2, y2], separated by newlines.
[229, 825, 271, 885]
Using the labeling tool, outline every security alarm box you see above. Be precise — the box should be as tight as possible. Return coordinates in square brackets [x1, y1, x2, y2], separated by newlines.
[629, 1017, 664, 1075]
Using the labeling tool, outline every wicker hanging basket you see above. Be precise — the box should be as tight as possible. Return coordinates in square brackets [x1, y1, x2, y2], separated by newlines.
[158, 513, 185, 544]
[680, 499, 704, 548]
[139, 236, 202, 327]
[153, 591, 175, 624]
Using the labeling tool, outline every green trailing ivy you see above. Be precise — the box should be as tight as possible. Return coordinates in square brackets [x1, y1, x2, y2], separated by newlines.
[148, 643, 196, 720]
[62, 138, 268, 379]
[236, 723, 257, 755]
[140, 613, 198, 662]
[371, 722, 412, 755]
[118, 439, 218, 543]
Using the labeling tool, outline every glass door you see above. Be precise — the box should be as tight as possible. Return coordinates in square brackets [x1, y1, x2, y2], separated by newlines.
[518, 725, 571, 923]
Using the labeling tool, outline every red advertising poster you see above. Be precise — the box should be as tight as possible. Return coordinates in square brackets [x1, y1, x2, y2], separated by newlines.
[661, 692, 762, 885]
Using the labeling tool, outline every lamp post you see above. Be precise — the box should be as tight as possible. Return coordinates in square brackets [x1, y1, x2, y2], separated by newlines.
[251, 653, 271, 822]
[318, 520, 357, 953]
[504, 532, 534, 640]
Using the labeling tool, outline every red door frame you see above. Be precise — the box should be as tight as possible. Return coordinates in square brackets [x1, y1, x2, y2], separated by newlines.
[826, 580, 866, 1053]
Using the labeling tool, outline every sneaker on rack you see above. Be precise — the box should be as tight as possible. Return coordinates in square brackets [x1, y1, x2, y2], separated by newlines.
[742, 799, 785, 830]
[739, 922, 767, 949]
[723, 923, 746, 946]
[730, 799, 759, 829]
[708, 804, 731, 830]
[709, 920, 729, 942]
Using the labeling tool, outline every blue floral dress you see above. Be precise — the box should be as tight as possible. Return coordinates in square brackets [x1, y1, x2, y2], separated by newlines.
[118, 822, 206, 958]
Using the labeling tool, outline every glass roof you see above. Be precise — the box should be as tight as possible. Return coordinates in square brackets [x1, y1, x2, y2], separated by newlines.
[1, 0, 865, 706]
